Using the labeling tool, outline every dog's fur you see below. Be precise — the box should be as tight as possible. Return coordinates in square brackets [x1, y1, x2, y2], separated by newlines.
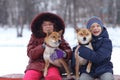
[43, 30, 71, 78]
[75, 28, 93, 79]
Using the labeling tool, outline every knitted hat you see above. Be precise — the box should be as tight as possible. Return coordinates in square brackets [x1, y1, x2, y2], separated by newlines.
[86, 16, 104, 29]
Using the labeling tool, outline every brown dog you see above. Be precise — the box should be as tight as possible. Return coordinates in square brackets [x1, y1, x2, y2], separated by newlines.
[43, 30, 71, 78]
[75, 28, 93, 79]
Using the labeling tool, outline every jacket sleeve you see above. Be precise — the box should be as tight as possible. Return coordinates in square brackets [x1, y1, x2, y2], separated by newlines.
[59, 38, 72, 61]
[78, 39, 112, 63]
[27, 34, 45, 60]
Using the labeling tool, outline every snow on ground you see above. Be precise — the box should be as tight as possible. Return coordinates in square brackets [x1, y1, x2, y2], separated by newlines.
[0, 26, 120, 76]
[0, 27, 30, 76]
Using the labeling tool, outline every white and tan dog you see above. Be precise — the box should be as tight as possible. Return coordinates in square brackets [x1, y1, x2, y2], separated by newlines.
[43, 30, 71, 78]
[75, 28, 93, 79]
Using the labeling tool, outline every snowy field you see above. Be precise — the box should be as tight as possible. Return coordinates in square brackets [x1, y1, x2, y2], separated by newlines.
[0, 26, 120, 76]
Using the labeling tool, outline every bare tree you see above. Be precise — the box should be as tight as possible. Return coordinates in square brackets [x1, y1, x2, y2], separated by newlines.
[73, 0, 77, 27]
[0, 0, 8, 27]
[1, 0, 120, 29]
[113, 0, 117, 26]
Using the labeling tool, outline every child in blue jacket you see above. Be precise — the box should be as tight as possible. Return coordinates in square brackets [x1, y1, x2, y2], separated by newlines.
[71, 16, 114, 80]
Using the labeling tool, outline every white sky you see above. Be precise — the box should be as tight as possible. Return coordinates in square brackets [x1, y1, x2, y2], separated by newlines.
[0, 26, 120, 76]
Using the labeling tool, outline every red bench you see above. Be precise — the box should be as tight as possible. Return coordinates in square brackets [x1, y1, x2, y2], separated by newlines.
[0, 74, 120, 80]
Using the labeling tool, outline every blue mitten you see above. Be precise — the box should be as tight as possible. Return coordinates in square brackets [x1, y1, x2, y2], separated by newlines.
[50, 49, 66, 61]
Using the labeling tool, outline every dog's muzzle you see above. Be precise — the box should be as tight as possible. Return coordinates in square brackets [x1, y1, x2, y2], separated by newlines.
[83, 37, 86, 41]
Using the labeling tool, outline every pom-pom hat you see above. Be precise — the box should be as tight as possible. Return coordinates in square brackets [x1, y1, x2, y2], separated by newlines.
[87, 16, 104, 29]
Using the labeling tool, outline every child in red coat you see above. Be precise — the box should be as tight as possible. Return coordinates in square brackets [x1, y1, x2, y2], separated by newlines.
[23, 12, 72, 80]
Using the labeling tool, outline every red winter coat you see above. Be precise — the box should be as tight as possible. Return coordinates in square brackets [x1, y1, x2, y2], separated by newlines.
[25, 12, 72, 72]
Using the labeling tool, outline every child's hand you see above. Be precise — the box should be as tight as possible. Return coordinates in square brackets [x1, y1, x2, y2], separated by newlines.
[50, 49, 66, 61]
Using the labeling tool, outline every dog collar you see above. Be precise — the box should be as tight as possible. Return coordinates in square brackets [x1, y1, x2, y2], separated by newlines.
[79, 42, 90, 46]
[45, 43, 58, 48]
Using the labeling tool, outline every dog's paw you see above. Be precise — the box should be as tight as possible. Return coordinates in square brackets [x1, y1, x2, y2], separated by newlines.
[66, 75, 71, 79]
[86, 69, 90, 73]
[75, 78, 80, 80]
[43, 71, 47, 77]
[75, 76, 80, 80]
[66, 75, 74, 80]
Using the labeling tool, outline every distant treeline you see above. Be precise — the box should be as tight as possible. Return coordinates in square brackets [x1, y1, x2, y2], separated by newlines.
[0, 0, 120, 28]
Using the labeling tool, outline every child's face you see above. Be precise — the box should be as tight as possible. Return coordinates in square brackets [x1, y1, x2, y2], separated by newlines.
[42, 21, 54, 33]
[89, 23, 102, 36]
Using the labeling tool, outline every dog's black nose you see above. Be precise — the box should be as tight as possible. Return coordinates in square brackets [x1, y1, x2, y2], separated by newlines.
[83, 37, 86, 41]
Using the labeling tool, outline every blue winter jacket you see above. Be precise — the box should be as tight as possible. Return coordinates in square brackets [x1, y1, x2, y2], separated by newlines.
[71, 27, 113, 78]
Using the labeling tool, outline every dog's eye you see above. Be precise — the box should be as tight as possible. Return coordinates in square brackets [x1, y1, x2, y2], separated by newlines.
[80, 33, 83, 36]
[52, 36, 56, 38]
[51, 35, 55, 38]
[86, 33, 89, 35]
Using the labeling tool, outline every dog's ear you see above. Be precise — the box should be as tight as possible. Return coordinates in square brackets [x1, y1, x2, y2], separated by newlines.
[75, 28, 80, 33]
[58, 30, 63, 36]
[75, 26, 81, 33]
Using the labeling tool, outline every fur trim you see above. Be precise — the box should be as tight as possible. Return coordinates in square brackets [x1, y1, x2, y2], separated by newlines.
[30, 12, 65, 38]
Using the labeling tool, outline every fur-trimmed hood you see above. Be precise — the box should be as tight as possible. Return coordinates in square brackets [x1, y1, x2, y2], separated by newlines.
[30, 12, 65, 38]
